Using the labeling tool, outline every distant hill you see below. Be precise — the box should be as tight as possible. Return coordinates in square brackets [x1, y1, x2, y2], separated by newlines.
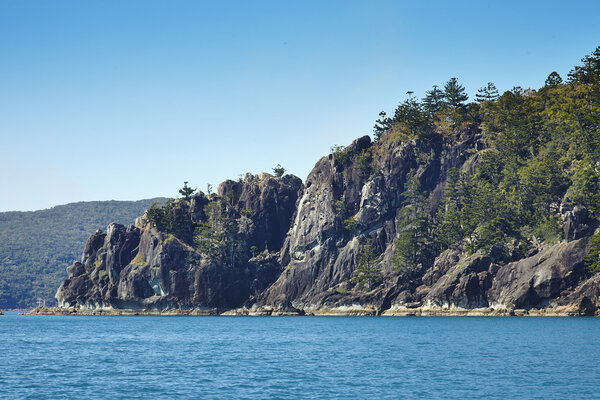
[0, 198, 167, 308]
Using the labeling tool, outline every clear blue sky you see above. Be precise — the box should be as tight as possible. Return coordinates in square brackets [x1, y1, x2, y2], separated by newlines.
[1, 0, 599, 211]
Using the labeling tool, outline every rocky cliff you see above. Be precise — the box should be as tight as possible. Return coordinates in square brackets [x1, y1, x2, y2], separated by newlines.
[53, 125, 600, 316]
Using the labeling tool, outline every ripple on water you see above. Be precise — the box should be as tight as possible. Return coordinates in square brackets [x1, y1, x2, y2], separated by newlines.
[1, 314, 600, 399]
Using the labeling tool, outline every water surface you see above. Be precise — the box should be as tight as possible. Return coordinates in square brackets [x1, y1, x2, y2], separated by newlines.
[1, 312, 599, 399]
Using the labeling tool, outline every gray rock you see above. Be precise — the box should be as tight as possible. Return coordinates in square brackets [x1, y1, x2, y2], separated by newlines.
[487, 237, 590, 309]
[561, 204, 591, 241]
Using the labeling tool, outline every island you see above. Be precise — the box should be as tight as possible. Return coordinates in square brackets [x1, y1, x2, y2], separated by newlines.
[28, 46, 600, 317]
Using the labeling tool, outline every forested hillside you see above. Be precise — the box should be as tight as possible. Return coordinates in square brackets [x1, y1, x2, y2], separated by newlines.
[0, 198, 166, 308]
[365, 47, 600, 270]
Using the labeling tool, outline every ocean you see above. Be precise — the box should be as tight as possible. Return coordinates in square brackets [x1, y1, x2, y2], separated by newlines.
[1, 312, 599, 399]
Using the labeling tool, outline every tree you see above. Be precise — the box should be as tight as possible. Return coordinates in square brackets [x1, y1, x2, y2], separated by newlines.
[146, 200, 193, 243]
[146, 202, 167, 231]
[351, 239, 381, 290]
[434, 168, 464, 250]
[584, 234, 600, 274]
[444, 77, 469, 111]
[194, 200, 243, 266]
[568, 45, 600, 85]
[422, 85, 445, 115]
[567, 161, 600, 216]
[178, 181, 195, 201]
[393, 98, 428, 137]
[476, 82, 499, 103]
[272, 164, 285, 178]
[393, 175, 432, 275]
[373, 111, 393, 140]
[544, 72, 563, 86]
[481, 88, 540, 212]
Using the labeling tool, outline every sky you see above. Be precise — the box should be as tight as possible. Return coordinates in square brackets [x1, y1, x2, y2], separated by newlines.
[1, 0, 599, 211]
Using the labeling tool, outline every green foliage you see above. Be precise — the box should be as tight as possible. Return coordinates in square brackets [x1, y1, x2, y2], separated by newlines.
[163, 234, 176, 244]
[422, 85, 445, 115]
[334, 198, 346, 215]
[568, 45, 600, 85]
[584, 234, 600, 274]
[0, 198, 167, 308]
[567, 161, 600, 216]
[476, 82, 499, 103]
[545, 72, 563, 87]
[330, 144, 350, 168]
[394, 175, 433, 275]
[178, 181, 196, 201]
[444, 77, 469, 111]
[531, 217, 561, 244]
[193, 200, 244, 266]
[393, 98, 429, 138]
[130, 251, 147, 265]
[146, 200, 193, 244]
[343, 217, 358, 232]
[356, 149, 375, 179]
[425, 46, 600, 258]
[373, 111, 393, 140]
[272, 164, 286, 178]
[240, 208, 254, 218]
[351, 239, 382, 290]
[434, 168, 464, 250]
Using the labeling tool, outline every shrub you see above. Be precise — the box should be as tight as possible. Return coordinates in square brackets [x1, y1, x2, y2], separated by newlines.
[584, 234, 600, 274]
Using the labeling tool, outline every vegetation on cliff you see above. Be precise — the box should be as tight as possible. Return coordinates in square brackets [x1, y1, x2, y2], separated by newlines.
[54, 46, 600, 314]
[371, 45, 600, 275]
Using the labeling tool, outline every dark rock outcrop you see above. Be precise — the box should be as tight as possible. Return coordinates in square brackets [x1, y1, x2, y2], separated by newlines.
[561, 204, 593, 241]
[487, 237, 590, 309]
[559, 274, 600, 315]
[56, 174, 301, 310]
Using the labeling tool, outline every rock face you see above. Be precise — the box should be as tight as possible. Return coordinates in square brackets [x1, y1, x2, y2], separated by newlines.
[56, 174, 302, 310]
[56, 128, 600, 315]
[487, 238, 590, 309]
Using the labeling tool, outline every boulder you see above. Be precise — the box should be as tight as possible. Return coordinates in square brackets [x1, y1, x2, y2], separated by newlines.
[487, 237, 590, 309]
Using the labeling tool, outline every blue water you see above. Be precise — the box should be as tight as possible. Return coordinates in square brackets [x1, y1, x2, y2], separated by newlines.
[1, 312, 600, 399]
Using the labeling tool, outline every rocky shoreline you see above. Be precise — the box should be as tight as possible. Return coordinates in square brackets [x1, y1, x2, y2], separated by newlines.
[22, 303, 596, 317]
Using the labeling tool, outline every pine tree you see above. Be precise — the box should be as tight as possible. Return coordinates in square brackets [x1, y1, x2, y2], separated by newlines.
[373, 111, 393, 140]
[444, 77, 469, 110]
[584, 234, 600, 274]
[568, 45, 600, 85]
[393, 175, 431, 275]
[422, 85, 445, 115]
[393, 98, 427, 137]
[544, 72, 563, 86]
[178, 181, 196, 201]
[434, 168, 464, 250]
[194, 200, 241, 264]
[272, 164, 285, 178]
[475, 82, 499, 103]
[351, 239, 381, 290]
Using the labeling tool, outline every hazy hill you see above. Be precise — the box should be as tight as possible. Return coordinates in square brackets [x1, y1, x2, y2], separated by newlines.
[0, 198, 166, 308]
